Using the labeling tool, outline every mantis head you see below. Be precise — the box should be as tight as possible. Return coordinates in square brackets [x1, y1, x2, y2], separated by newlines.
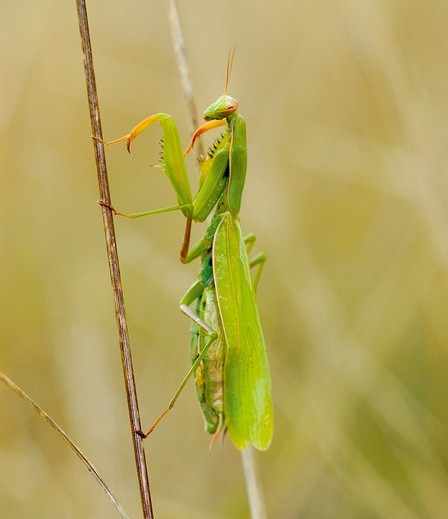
[203, 47, 238, 121]
[202, 94, 238, 121]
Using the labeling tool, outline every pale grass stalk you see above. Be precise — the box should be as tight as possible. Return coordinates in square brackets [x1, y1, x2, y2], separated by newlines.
[0, 371, 130, 519]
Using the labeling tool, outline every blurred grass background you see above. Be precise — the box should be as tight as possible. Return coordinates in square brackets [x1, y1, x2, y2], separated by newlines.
[1, 1, 448, 517]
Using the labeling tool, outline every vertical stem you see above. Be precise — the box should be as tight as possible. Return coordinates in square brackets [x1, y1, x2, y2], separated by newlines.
[76, 2, 154, 518]
[241, 447, 268, 519]
[167, 0, 204, 158]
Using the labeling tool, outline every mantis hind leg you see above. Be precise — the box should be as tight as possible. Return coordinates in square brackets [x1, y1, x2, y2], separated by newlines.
[140, 281, 218, 438]
[244, 233, 267, 292]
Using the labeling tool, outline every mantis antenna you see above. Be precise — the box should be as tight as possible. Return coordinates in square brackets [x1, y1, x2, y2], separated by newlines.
[224, 46, 236, 95]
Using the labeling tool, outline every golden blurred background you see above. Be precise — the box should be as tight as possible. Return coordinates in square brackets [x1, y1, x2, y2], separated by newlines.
[1, 1, 448, 517]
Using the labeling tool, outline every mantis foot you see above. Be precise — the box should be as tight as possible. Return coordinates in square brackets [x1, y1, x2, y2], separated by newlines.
[98, 200, 117, 214]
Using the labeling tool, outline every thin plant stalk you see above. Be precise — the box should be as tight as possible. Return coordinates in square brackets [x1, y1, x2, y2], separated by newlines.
[166, 3, 269, 517]
[76, 2, 154, 518]
[241, 447, 268, 519]
[167, 0, 204, 158]
[0, 371, 130, 519]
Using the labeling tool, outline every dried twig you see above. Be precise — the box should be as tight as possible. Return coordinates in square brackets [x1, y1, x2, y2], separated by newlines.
[76, 2, 154, 518]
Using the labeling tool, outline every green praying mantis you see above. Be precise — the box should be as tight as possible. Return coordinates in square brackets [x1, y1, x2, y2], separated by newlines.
[97, 53, 273, 451]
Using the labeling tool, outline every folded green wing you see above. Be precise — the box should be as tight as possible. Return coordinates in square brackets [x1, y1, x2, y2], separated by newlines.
[213, 213, 273, 450]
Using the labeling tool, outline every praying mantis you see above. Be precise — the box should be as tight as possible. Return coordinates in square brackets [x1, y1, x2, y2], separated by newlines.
[97, 54, 273, 451]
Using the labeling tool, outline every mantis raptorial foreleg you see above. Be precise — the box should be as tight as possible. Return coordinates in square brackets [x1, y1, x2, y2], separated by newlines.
[94, 115, 229, 260]
[96, 114, 193, 215]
